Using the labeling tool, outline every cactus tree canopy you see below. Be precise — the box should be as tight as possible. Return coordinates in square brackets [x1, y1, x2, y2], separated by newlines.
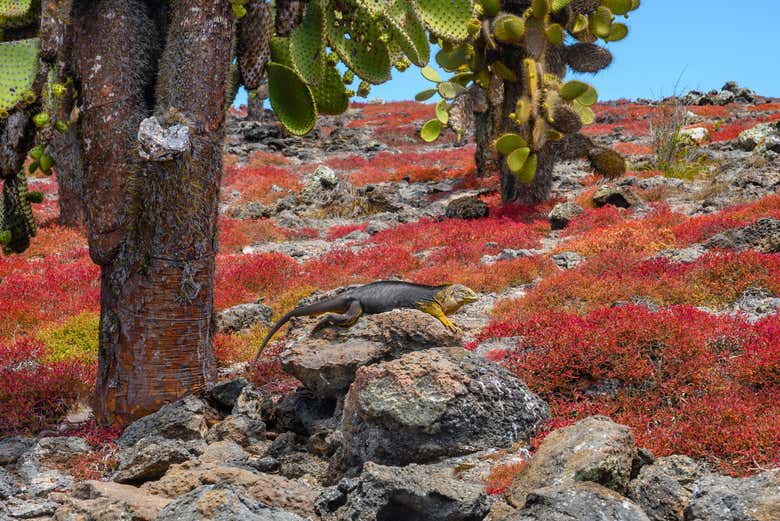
[418, 0, 640, 203]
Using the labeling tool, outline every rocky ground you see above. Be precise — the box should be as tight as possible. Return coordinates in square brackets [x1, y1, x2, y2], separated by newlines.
[1, 84, 779, 520]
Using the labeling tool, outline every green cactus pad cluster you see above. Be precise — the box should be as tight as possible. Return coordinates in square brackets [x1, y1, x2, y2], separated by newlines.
[1, 171, 36, 254]
[0, 38, 39, 115]
[267, 62, 317, 136]
[290, 0, 326, 85]
[237, 0, 272, 90]
[411, 0, 638, 188]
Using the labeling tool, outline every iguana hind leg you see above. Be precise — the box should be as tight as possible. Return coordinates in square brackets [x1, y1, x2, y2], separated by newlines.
[312, 299, 363, 331]
[417, 301, 462, 334]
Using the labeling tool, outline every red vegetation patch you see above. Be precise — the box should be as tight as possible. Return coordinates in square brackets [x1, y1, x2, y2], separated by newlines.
[414, 255, 554, 294]
[347, 101, 434, 128]
[371, 216, 546, 260]
[748, 102, 780, 112]
[214, 252, 301, 310]
[501, 249, 780, 318]
[482, 305, 780, 475]
[672, 193, 780, 245]
[687, 105, 730, 118]
[613, 142, 653, 156]
[558, 206, 682, 257]
[328, 148, 475, 187]
[0, 338, 95, 436]
[222, 164, 300, 205]
[0, 251, 99, 337]
[325, 223, 368, 240]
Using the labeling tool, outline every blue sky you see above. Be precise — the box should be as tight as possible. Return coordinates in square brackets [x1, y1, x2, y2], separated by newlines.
[235, 1, 778, 106]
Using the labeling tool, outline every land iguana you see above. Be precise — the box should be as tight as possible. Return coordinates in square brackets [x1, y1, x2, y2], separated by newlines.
[253, 281, 478, 364]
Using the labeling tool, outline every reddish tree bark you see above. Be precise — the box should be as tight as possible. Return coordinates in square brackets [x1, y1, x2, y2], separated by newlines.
[74, 0, 232, 425]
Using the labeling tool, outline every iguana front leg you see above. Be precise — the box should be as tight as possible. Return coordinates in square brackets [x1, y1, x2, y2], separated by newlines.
[312, 299, 363, 331]
[417, 301, 462, 334]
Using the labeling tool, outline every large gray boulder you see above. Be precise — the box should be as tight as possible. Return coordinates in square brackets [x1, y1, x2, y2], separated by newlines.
[338, 347, 549, 473]
[321, 461, 492, 521]
[155, 484, 307, 521]
[509, 416, 637, 506]
[16, 436, 91, 497]
[685, 470, 780, 521]
[118, 395, 211, 449]
[71, 480, 172, 521]
[513, 483, 650, 521]
[627, 455, 703, 521]
[207, 378, 249, 412]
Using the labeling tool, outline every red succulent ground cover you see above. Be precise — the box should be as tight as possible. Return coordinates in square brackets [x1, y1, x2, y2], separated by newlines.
[1, 100, 778, 476]
[479, 306, 780, 475]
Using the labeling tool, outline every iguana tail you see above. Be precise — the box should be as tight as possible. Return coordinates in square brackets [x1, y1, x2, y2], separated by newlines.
[252, 296, 352, 364]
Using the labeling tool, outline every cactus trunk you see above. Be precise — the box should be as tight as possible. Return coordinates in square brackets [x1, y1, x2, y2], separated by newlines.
[74, 0, 231, 426]
[474, 38, 555, 204]
[49, 123, 84, 226]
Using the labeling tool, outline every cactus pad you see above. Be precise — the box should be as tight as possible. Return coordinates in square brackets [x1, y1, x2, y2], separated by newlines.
[267, 62, 317, 136]
[1, 171, 36, 254]
[385, 0, 430, 66]
[549, 104, 583, 134]
[237, 1, 272, 90]
[327, 13, 392, 84]
[412, 0, 473, 43]
[311, 63, 350, 115]
[0, 39, 39, 115]
[290, 0, 326, 85]
[564, 42, 612, 72]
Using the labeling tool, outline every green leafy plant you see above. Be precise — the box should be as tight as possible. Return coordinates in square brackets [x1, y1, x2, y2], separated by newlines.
[650, 96, 713, 180]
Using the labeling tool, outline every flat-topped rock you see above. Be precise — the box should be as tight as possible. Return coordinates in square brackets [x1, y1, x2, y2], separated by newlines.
[280, 309, 462, 397]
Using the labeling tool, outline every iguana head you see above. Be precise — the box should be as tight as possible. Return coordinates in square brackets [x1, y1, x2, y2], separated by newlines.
[435, 284, 478, 314]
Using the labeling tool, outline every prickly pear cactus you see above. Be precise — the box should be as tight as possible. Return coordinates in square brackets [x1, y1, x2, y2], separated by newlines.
[257, 0, 476, 136]
[0, 0, 73, 253]
[417, 0, 639, 200]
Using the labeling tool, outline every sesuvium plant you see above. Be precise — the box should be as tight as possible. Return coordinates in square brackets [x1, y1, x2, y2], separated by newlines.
[1, 0, 73, 253]
[417, 0, 640, 203]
